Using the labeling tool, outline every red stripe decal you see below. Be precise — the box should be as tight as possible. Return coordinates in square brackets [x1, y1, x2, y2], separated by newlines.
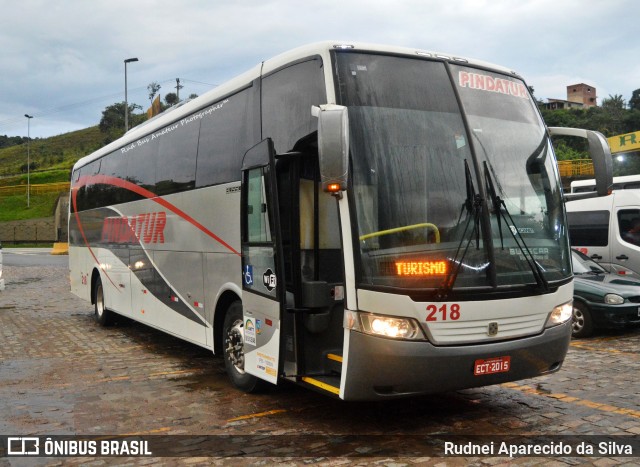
[74, 174, 240, 256]
[71, 182, 120, 292]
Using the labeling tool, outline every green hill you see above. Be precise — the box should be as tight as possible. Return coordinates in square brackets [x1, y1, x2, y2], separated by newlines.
[0, 125, 105, 180]
[0, 126, 106, 222]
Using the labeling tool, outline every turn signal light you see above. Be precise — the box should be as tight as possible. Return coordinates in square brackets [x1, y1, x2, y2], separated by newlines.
[325, 183, 342, 193]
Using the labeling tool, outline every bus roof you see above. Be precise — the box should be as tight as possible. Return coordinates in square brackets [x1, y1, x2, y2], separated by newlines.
[73, 41, 518, 171]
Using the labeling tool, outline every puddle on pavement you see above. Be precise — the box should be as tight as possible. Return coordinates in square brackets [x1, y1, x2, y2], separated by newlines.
[169, 372, 226, 393]
[7, 277, 43, 286]
[180, 379, 225, 392]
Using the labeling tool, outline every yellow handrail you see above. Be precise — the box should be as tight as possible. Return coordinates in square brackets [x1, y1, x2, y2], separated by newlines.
[359, 223, 440, 243]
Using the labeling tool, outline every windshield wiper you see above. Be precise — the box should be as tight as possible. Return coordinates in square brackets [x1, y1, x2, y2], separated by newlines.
[483, 161, 549, 292]
[436, 160, 482, 299]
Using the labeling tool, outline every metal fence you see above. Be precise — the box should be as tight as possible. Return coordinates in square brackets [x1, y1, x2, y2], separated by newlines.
[0, 182, 70, 197]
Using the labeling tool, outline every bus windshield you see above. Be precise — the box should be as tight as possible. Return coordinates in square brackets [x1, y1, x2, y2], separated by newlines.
[334, 52, 570, 292]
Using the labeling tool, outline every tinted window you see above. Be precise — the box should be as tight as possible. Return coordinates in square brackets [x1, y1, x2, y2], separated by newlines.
[101, 150, 132, 205]
[126, 135, 159, 196]
[196, 88, 255, 187]
[156, 120, 199, 195]
[75, 160, 101, 211]
[618, 209, 640, 246]
[262, 57, 326, 154]
[567, 210, 609, 246]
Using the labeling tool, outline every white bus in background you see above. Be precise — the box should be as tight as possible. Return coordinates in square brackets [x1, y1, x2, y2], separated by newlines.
[69, 41, 611, 401]
[566, 189, 640, 276]
[570, 174, 640, 194]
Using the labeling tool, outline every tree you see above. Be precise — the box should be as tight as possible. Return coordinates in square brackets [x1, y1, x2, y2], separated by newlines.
[99, 102, 144, 143]
[600, 94, 627, 135]
[0, 135, 28, 149]
[165, 93, 178, 106]
[601, 94, 626, 111]
[147, 82, 161, 104]
[629, 89, 640, 111]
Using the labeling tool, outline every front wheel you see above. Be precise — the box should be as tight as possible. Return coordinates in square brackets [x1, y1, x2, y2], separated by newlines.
[94, 276, 115, 326]
[223, 301, 268, 393]
[572, 301, 593, 338]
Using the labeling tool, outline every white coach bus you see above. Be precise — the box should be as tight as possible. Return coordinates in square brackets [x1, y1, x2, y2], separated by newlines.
[69, 42, 611, 400]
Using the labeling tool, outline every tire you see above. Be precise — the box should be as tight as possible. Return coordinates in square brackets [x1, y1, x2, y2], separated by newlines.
[94, 276, 115, 326]
[222, 301, 268, 393]
[572, 301, 593, 338]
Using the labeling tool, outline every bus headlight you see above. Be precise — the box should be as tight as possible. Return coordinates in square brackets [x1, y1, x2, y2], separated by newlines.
[545, 301, 573, 328]
[345, 311, 424, 340]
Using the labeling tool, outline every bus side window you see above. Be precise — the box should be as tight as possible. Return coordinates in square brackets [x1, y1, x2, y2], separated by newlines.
[261, 57, 326, 155]
[245, 168, 272, 243]
[566, 210, 609, 247]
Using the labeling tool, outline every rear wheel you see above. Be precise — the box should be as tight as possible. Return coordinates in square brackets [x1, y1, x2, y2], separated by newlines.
[94, 276, 115, 326]
[571, 301, 593, 338]
[223, 301, 268, 392]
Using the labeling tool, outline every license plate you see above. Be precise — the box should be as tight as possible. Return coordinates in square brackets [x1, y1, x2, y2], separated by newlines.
[474, 356, 511, 376]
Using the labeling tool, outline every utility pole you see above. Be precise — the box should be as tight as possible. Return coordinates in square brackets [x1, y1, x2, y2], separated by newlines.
[124, 57, 139, 131]
[175, 78, 183, 102]
[24, 114, 33, 208]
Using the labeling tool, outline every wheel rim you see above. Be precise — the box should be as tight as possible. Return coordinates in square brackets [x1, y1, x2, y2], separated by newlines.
[96, 285, 104, 318]
[225, 318, 246, 374]
[572, 306, 584, 334]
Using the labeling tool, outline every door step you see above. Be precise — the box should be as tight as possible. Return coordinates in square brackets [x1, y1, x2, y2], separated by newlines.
[301, 375, 341, 396]
[324, 351, 343, 375]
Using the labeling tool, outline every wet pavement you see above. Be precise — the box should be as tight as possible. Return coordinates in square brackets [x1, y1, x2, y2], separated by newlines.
[0, 260, 639, 466]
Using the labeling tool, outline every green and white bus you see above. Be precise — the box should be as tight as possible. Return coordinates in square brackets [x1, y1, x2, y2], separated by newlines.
[69, 42, 611, 400]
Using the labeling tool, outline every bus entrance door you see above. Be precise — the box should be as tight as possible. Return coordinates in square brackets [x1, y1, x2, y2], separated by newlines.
[240, 139, 285, 384]
[277, 153, 346, 397]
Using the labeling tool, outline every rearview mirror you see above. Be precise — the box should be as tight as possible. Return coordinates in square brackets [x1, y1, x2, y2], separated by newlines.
[548, 127, 613, 201]
[312, 104, 349, 194]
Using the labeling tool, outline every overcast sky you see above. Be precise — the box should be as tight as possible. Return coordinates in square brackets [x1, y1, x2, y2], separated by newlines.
[1, 0, 638, 138]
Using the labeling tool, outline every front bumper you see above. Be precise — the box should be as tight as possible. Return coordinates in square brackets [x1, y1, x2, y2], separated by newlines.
[589, 303, 640, 329]
[342, 321, 571, 401]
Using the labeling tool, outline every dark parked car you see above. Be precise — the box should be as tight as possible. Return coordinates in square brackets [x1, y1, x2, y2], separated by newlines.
[571, 249, 640, 337]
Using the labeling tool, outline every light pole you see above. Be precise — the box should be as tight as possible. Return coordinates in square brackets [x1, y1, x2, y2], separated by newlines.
[24, 114, 33, 208]
[124, 57, 139, 132]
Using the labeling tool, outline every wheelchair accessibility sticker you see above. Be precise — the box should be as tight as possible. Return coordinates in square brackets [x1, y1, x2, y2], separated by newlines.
[243, 264, 254, 287]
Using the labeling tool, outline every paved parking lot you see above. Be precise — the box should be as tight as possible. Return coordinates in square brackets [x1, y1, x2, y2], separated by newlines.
[0, 257, 639, 466]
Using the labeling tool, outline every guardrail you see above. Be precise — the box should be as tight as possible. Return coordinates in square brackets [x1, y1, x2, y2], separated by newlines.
[0, 182, 70, 197]
[557, 159, 594, 177]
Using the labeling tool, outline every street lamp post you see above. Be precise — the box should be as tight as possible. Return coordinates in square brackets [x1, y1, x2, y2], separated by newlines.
[124, 57, 139, 132]
[24, 114, 33, 208]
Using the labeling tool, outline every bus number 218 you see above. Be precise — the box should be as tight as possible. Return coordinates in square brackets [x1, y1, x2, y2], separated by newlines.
[426, 304, 461, 321]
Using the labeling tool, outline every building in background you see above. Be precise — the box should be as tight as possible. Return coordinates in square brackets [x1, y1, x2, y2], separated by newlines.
[567, 83, 597, 108]
[543, 83, 597, 110]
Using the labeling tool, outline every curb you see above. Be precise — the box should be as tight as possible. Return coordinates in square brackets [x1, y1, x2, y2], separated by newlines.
[51, 242, 69, 255]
